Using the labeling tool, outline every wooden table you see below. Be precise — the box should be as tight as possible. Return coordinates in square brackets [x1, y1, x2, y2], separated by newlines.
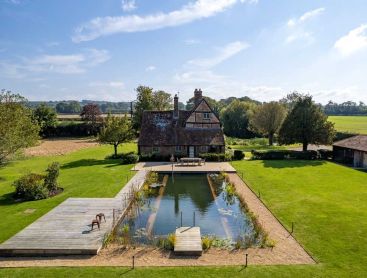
[179, 157, 202, 166]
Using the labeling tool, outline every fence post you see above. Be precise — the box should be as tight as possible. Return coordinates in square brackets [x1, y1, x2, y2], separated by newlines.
[132, 255, 135, 269]
[180, 211, 183, 227]
[245, 253, 248, 267]
[193, 211, 195, 227]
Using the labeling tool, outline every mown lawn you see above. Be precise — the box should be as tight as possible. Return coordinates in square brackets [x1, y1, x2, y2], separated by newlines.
[329, 115, 367, 134]
[0, 143, 136, 244]
[1, 159, 367, 277]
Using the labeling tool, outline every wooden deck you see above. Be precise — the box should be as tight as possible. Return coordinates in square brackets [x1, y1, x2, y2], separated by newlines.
[174, 227, 202, 256]
[133, 162, 236, 173]
[0, 170, 147, 257]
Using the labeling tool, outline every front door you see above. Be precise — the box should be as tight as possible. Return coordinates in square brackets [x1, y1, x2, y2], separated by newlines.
[189, 146, 195, 158]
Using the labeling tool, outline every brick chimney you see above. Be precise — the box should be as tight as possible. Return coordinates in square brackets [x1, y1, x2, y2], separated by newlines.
[173, 94, 179, 119]
[194, 88, 203, 106]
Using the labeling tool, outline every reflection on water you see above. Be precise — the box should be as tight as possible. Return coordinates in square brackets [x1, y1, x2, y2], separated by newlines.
[116, 174, 258, 245]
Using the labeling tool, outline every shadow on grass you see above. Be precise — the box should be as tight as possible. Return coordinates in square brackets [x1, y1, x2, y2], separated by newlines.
[61, 159, 121, 169]
[0, 192, 19, 207]
[261, 159, 326, 168]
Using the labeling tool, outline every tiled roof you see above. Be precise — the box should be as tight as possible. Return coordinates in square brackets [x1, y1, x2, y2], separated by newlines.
[333, 135, 367, 152]
[138, 110, 225, 146]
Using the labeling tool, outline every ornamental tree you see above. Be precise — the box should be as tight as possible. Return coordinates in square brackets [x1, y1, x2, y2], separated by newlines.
[99, 114, 134, 157]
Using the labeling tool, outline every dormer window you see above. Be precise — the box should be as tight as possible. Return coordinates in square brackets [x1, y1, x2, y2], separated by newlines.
[203, 112, 210, 119]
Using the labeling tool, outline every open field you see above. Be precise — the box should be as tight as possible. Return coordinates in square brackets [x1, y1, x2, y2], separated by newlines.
[328, 115, 367, 134]
[1, 156, 366, 276]
[0, 143, 136, 244]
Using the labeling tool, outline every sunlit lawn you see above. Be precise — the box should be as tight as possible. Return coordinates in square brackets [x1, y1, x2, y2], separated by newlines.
[0, 143, 136, 243]
[1, 153, 367, 277]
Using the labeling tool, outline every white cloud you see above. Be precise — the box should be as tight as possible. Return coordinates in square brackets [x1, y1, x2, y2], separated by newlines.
[334, 24, 367, 57]
[287, 8, 325, 27]
[89, 81, 125, 89]
[187, 41, 249, 68]
[145, 65, 156, 71]
[72, 0, 256, 42]
[121, 0, 137, 12]
[285, 8, 324, 44]
[0, 49, 110, 77]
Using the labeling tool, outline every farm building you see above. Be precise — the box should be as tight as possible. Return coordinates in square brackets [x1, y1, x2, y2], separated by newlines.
[333, 135, 367, 168]
[138, 89, 225, 158]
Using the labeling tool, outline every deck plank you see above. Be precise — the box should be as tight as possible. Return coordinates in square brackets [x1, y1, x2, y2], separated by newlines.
[174, 227, 202, 256]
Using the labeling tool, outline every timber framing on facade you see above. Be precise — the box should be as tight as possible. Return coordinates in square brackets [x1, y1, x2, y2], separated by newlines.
[138, 89, 225, 158]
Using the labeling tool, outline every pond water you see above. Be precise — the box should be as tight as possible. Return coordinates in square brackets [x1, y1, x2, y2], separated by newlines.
[117, 173, 259, 245]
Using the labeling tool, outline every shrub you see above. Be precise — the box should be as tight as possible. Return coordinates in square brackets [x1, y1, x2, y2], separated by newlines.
[44, 162, 60, 192]
[198, 152, 232, 162]
[232, 150, 245, 160]
[318, 149, 333, 160]
[13, 173, 48, 201]
[121, 152, 139, 164]
[251, 150, 319, 160]
[202, 236, 213, 250]
[156, 233, 176, 250]
[139, 154, 171, 162]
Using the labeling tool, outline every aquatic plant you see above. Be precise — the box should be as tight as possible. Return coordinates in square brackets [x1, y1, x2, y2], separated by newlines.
[201, 236, 214, 250]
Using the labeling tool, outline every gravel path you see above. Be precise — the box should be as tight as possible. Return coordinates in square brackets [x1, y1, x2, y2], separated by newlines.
[0, 173, 315, 267]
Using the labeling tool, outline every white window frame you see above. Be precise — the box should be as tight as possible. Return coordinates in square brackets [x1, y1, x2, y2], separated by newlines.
[203, 112, 210, 119]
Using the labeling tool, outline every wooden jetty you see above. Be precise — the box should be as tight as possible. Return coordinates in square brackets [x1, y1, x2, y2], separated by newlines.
[174, 227, 202, 256]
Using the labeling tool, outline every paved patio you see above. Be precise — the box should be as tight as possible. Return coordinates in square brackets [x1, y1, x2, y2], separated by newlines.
[133, 162, 236, 173]
[0, 170, 147, 256]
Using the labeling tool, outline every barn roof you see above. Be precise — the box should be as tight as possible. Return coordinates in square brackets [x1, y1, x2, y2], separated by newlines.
[333, 135, 367, 152]
[138, 108, 225, 146]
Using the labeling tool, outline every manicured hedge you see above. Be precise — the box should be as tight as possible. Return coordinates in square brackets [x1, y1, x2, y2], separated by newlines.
[198, 152, 232, 162]
[232, 150, 245, 161]
[251, 150, 319, 160]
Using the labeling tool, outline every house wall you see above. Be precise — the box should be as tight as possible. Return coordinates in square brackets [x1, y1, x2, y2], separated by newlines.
[185, 101, 220, 126]
[333, 146, 354, 165]
[363, 152, 367, 168]
[139, 145, 224, 158]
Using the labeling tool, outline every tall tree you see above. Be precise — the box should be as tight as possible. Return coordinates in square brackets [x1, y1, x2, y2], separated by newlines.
[279, 95, 335, 151]
[56, 101, 81, 113]
[0, 90, 39, 163]
[279, 91, 303, 110]
[99, 114, 134, 157]
[80, 103, 102, 132]
[133, 85, 154, 130]
[32, 103, 57, 137]
[152, 90, 173, 111]
[220, 100, 257, 138]
[250, 102, 287, 146]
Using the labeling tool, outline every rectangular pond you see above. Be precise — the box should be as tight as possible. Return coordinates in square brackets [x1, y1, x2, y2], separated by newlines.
[117, 173, 261, 246]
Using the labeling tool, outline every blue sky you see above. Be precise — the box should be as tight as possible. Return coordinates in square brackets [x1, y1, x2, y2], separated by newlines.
[1, 0, 367, 103]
